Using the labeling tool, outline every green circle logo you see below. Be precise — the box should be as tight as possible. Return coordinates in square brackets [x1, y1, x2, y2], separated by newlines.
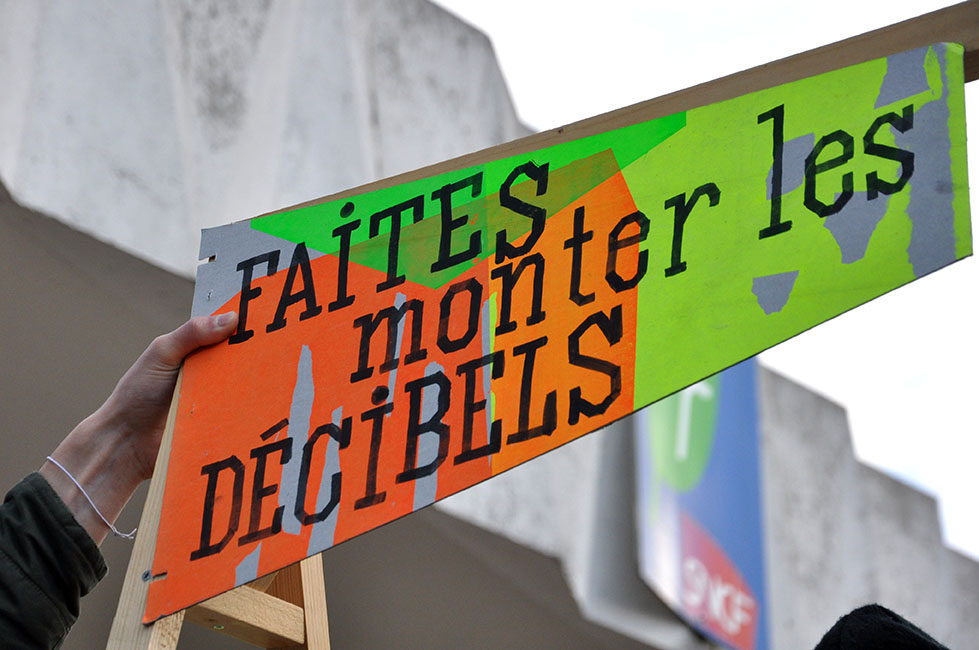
[649, 375, 719, 491]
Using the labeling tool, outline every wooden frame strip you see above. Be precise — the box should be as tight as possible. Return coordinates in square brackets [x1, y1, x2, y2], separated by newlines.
[185, 587, 305, 647]
[107, 371, 186, 649]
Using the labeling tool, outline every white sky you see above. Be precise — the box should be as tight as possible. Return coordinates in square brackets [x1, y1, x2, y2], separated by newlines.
[434, 0, 978, 559]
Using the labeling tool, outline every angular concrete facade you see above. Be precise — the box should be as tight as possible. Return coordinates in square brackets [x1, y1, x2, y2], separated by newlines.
[1, 2, 975, 648]
[758, 370, 979, 649]
[0, 0, 529, 277]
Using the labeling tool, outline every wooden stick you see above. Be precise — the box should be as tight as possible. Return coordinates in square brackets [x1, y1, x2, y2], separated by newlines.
[185, 585, 306, 647]
[108, 370, 332, 648]
[297, 556, 331, 649]
[180, 556, 330, 648]
[106, 371, 186, 648]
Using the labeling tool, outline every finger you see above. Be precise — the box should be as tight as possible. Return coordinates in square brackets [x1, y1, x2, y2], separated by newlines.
[147, 312, 239, 370]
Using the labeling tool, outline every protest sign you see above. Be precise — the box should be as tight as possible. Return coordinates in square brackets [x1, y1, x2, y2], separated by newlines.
[144, 43, 970, 621]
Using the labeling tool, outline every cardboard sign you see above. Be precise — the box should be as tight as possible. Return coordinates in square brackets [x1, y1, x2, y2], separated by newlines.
[146, 43, 970, 621]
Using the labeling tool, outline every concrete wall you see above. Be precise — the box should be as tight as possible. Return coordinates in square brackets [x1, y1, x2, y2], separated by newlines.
[758, 369, 978, 649]
[0, 0, 529, 278]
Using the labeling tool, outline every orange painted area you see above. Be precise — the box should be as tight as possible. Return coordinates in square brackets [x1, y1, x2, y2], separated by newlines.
[329, 261, 495, 545]
[148, 248, 500, 618]
[148, 252, 367, 617]
[489, 172, 639, 475]
[148, 171, 641, 621]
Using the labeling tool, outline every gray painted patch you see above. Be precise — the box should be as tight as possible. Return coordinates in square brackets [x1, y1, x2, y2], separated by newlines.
[767, 133, 814, 199]
[752, 271, 800, 315]
[412, 361, 446, 512]
[876, 46, 930, 108]
[480, 298, 494, 466]
[193, 220, 324, 317]
[902, 44, 956, 277]
[307, 406, 343, 556]
[386, 293, 407, 399]
[280, 345, 314, 535]
[823, 191, 890, 263]
[235, 542, 262, 586]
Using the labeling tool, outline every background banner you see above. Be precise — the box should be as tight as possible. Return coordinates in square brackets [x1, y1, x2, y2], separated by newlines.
[635, 360, 768, 650]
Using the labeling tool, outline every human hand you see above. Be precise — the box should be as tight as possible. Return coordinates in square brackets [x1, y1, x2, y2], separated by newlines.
[97, 312, 240, 481]
[41, 312, 238, 544]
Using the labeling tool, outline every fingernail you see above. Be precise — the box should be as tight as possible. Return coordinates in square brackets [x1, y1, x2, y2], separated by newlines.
[214, 312, 237, 328]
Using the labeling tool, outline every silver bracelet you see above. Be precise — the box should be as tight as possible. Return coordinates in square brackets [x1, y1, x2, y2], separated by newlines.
[45, 456, 137, 540]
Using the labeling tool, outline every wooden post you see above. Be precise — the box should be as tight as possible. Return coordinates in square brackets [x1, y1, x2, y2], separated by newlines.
[184, 557, 330, 649]
[107, 371, 187, 649]
[106, 373, 331, 649]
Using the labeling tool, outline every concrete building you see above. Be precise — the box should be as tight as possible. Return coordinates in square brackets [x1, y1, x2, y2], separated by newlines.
[1, 2, 975, 648]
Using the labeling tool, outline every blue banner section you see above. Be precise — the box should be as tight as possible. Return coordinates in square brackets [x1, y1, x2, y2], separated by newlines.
[635, 359, 768, 650]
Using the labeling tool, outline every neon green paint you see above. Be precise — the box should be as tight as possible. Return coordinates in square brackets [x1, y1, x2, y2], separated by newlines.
[630, 44, 970, 408]
[251, 113, 686, 288]
[247, 45, 968, 415]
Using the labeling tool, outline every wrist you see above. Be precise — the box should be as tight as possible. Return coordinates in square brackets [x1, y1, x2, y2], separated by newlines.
[40, 410, 145, 544]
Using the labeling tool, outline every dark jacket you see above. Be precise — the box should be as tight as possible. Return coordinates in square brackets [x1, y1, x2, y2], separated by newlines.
[0, 473, 106, 649]
[814, 604, 950, 650]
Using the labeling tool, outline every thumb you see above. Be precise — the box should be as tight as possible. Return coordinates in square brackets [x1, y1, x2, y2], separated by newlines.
[147, 312, 239, 370]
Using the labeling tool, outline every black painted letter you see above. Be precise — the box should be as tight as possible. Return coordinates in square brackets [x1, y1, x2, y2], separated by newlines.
[758, 105, 791, 238]
[492, 253, 546, 335]
[350, 300, 428, 383]
[864, 105, 914, 200]
[564, 205, 595, 306]
[190, 456, 245, 560]
[397, 372, 452, 483]
[663, 183, 721, 277]
[239, 419, 292, 546]
[454, 352, 504, 464]
[506, 337, 557, 444]
[438, 277, 483, 354]
[267, 242, 323, 333]
[355, 391, 393, 509]
[230, 251, 280, 344]
[295, 418, 351, 525]
[804, 130, 854, 217]
[369, 195, 425, 292]
[431, 173, 483, 273]
[568, 306, 623, 425]
[329, 202, 360, 312]
[606, 210, 650, 290]
[495, 161, 549, 263]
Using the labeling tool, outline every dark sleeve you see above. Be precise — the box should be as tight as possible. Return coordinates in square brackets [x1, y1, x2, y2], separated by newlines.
[814, 604, 950, 650]
[0, 472, 107, 650]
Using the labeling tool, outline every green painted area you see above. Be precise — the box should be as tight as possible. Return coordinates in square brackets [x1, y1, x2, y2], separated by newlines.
[630, 43, 971, 408]
[246, 45, 969, 415]
[251, 112, 686, 288]
[352, 148, 623, 289]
